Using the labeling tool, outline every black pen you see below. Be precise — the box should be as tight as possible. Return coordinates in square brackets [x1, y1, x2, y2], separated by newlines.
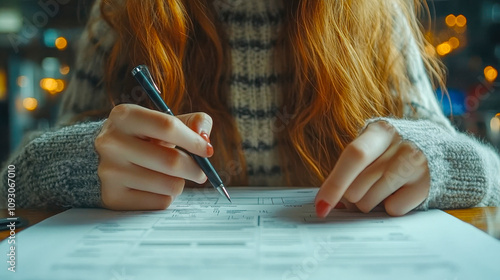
[131, 65, 231, 202]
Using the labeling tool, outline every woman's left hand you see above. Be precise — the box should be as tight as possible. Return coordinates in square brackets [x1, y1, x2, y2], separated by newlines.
[315, 121, 430, 217]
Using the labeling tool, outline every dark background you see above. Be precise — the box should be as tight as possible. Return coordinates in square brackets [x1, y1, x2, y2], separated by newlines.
[0, 0, 499, 163]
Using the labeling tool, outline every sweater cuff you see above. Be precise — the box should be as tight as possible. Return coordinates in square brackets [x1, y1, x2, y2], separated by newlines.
[365, 118, 488, 210]
[12, 120, 105, 208]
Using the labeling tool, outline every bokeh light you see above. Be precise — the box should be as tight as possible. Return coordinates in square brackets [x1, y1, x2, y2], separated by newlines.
[448, 37, 460, 49]
[436, 42, 452, 56]
[59, 65, 70, 75]
[22, 97, 38, 111]
[40, 78, 65, 94]
[0, 69, 6, 101]
[484, 66, 498, 83]
[17, 76, 28, 87]
[55, 37, 67, 50]
[456, 15, 467, 27]
[445, 14, 456, 27]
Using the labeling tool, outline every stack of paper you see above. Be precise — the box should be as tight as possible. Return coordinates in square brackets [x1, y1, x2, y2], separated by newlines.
[1, 187, 499, 279]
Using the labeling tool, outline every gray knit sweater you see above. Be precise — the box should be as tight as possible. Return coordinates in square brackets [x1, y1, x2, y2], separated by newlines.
[1, 0, 499, 209]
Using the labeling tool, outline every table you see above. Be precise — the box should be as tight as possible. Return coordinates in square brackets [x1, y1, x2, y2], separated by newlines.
[1, 207, 499, 241]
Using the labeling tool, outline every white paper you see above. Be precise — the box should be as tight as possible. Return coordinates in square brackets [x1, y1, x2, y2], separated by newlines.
[1, 187, 499, 280]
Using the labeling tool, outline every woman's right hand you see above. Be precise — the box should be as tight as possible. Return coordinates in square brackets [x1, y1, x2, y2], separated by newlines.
[95, 104, 214, 210]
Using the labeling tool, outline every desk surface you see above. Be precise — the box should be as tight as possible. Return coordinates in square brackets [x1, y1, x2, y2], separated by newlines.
[1, 207, 499, 241]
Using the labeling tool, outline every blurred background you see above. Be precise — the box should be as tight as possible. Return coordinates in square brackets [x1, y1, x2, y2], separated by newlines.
[0, 0, 499, 164]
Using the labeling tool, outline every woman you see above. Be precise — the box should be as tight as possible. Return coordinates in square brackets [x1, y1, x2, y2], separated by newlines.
[1, 0, 499, 216]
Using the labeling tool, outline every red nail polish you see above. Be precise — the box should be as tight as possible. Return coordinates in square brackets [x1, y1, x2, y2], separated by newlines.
[200, 132, 210, 144]
[316, 200, 332, 218]
[334, 202, 345, 209]
[206, 142, 214, 157]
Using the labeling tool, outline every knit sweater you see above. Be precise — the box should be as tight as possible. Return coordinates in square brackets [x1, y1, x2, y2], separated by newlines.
[1, 0, 499, 209]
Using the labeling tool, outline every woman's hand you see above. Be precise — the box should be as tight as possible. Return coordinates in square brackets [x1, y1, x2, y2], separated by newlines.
[315, 121, 430, 217]
[95, 104, 214, 211]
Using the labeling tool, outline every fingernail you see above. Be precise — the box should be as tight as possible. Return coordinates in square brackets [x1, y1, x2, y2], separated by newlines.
[315, 200, 332, 218]
[334, 202, 345, 209]
[200, 132, 210, 144]
[206, 142, 214, 157]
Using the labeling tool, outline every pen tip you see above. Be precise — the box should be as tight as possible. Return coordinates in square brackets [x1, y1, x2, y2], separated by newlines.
[224, 190, 232, 203]
[217, 184, 231, 203]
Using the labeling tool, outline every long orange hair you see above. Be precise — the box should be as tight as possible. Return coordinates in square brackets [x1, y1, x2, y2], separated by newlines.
[99, 0, 445, 186]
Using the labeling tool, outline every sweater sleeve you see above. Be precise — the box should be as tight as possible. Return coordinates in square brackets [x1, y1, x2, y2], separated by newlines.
[365, 7, 500, 210]
[0, 121, 105, 208]
[0, 0, 115, 209]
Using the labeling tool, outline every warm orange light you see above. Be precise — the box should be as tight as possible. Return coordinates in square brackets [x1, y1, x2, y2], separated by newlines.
[40, 78, 57, 91]
[484, 66, 498, 83]
[456, 15, 467, 27]
[445, 14, 456, 27]
[448, 37, 460, 49]
[0, 69, 6, 101]
[60, 65, 70, 75]
[436, 42, 452, 56]
[55, 37, 67, 50]
[55, 79, 65, 94]
[40, 78, 65, 94]
[22, 97, 38, 111]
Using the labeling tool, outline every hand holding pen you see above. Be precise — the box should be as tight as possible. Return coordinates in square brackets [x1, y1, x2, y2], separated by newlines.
[132, 65, 230, 202]
[94, 68, 227, 210]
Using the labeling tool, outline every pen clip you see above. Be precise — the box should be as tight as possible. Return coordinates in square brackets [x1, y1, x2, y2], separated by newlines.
[132, 65, 161, 94]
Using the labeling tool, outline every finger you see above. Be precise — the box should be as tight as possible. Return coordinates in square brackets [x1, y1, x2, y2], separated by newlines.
[177, 113, 213, 145]
[315, 122, 395, 217]
[120, 163, 186, 197]
[383, 174, 430, 216]
[355, 144, 425, 213]
[110, 104, 211, 157]
[107, 132, 207, 183]
[343, 144, 398, 203]
[102, 188, 174, 211]
[177, 112, 213, 136]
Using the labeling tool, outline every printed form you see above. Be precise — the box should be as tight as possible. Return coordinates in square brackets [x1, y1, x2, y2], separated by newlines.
[1, 187, 499, 280]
